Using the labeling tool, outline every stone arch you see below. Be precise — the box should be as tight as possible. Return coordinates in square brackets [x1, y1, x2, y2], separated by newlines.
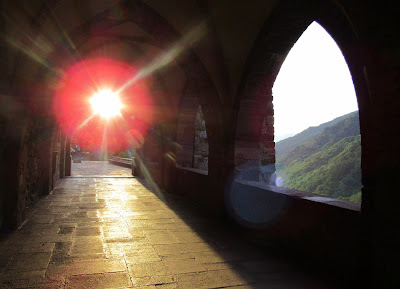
[176, 85, 200, 168]
[141, 124, 164, 184]
[232, 0, 374, 282]
[234, 0, 368, 186]
[37, 0, 223, 181]
[176, 92, 209, 172]
[117, 0, 222, 180]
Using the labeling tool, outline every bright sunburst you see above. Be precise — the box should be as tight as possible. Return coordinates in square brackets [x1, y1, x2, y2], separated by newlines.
[90, 89, 122, 119]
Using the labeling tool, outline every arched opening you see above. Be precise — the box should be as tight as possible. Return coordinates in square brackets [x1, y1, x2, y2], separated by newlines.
[229, 12, 365, 284]
[193, 105, 209, 172]
[272, 22, 361, 203]
[176, 98, 209, 174]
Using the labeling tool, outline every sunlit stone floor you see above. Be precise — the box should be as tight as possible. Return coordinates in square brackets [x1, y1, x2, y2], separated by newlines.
[71, 161, 133, 177]
[0, 162, 338, 288]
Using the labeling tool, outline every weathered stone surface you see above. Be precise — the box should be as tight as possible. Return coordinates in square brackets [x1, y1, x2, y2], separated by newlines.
[0, 162, 340, 288]
[131, 275, 176, 287]
[193, 105, 209, 171]
[144, 230, 181, 245]
[176, 270, 251, 288]
[128, 261, 169, 278]
[6, 252, 52, 272]
[46, 259, 126, 277]
[65, 272, 132, 289]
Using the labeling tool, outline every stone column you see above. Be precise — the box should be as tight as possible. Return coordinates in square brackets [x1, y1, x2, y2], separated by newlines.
[65, 137, 72, 176]
[59, 133, 67, 178]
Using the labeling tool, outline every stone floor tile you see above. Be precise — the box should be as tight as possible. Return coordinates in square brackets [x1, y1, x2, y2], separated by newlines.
[176, 270, 252, 289]
[29, 214, 56, 224]
[58, 224, 77, 235]
[120, 240, 154, 252]
[127, 229, 146, 238]
[153, 243, 211, 256]
[65, 272, 132, 289]
[144, 230, 182, 245]
[75, 226, 101, 236]
[0, 276, 65, 289]
[124, 285, 156, 289]
[128, 261, 169, 278]
[0, 269, 46, 281]
[124, 247, 162, 263]
[7, 252, 52, 272]
[130, 275, 176, 287]
[164, 259, 207, 274]
[46, 259, 126, 277]
[171, 231, 204, 243]
[69, 253, 107, 262]
[105, 243, 125, 258]
[31, 234, 74, 244]
[16, 223, 60, 236]
[154, 283, 180, 289]
[71, 236, 104, 255]
[202, 261, 237, 271]
[20, 242, 56, 253]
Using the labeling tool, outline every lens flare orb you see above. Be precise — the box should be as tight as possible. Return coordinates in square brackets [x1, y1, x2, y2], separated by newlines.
[90, 89, 122, 119]
[53, 58, 154, 152]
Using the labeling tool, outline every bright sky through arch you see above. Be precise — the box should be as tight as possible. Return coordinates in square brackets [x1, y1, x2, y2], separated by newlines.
[272, 22, 358, 142]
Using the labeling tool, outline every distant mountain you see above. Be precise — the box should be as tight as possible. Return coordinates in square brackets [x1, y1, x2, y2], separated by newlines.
[276, 111, 358, 158]
[275, 111, 361, 203]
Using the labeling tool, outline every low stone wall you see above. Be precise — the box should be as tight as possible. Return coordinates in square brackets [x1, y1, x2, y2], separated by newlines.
[108, 157, 132, 169]
[165, 167, 361, 281]
[227, 181, 360, 281]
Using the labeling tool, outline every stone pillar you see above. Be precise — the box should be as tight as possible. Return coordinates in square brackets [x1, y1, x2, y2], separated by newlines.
[65, 137, 72, 176]
[362, 48, 400, 288]
[59, 133, 67, 178]
[176, 96, 199, 168]
[193, 105, 209, 171]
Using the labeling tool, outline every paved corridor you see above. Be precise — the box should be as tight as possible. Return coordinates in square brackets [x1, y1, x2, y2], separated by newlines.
[72, 161, 133, 177]
[0, 162, 336, 288]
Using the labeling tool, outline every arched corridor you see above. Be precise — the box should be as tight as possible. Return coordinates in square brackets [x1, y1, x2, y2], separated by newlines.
[0, 0, 399, 288]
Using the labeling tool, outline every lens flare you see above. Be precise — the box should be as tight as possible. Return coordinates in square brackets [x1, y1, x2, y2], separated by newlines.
[90, 89, 122, 119]
[53, 58, 154, 152]
[275, 176, 284, 187]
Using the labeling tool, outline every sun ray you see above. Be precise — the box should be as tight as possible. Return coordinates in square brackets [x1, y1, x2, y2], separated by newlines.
[116, 22, 206, 95]
[76, 114, 95, 131]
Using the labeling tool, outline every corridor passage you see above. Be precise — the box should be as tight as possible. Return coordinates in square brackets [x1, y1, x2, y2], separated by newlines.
[0, 162, 336, 288]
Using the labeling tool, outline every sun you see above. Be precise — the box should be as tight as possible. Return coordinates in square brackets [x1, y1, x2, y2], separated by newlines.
[90, 89, 123, 119]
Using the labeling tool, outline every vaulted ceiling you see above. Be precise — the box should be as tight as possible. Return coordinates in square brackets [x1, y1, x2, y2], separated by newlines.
[2, 0, 279, 119]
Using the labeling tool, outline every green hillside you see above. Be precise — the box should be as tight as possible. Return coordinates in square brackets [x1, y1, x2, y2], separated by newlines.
[275, 112, 361, 203]
[276, 111, 358, 158]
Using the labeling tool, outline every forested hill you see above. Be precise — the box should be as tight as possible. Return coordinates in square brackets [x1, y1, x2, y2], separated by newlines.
[276, 111, 357, 158]
[275, 111, 361, 203]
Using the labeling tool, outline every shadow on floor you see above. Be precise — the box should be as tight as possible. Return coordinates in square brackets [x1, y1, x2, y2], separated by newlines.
[134, 177, 350, 289]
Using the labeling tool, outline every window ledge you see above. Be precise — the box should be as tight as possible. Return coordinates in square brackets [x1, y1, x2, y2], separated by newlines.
[176, 165, 208, 175]
[235, 180, 360, 212]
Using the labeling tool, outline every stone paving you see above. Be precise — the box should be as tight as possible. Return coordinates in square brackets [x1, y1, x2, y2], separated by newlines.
[72, 161, 132, 177]
[0, 162, 338, 288]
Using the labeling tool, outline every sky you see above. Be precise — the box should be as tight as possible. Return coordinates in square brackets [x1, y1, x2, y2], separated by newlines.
[272, 22, 358, 142]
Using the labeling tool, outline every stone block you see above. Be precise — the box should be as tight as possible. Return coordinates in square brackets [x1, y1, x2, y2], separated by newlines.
[176, 270, 251, 289]
[66, 272, 131, 289]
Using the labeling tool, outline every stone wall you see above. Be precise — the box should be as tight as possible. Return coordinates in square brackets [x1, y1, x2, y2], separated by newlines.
[193, 105, 208, 171]
[176, 97, 198, 168]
